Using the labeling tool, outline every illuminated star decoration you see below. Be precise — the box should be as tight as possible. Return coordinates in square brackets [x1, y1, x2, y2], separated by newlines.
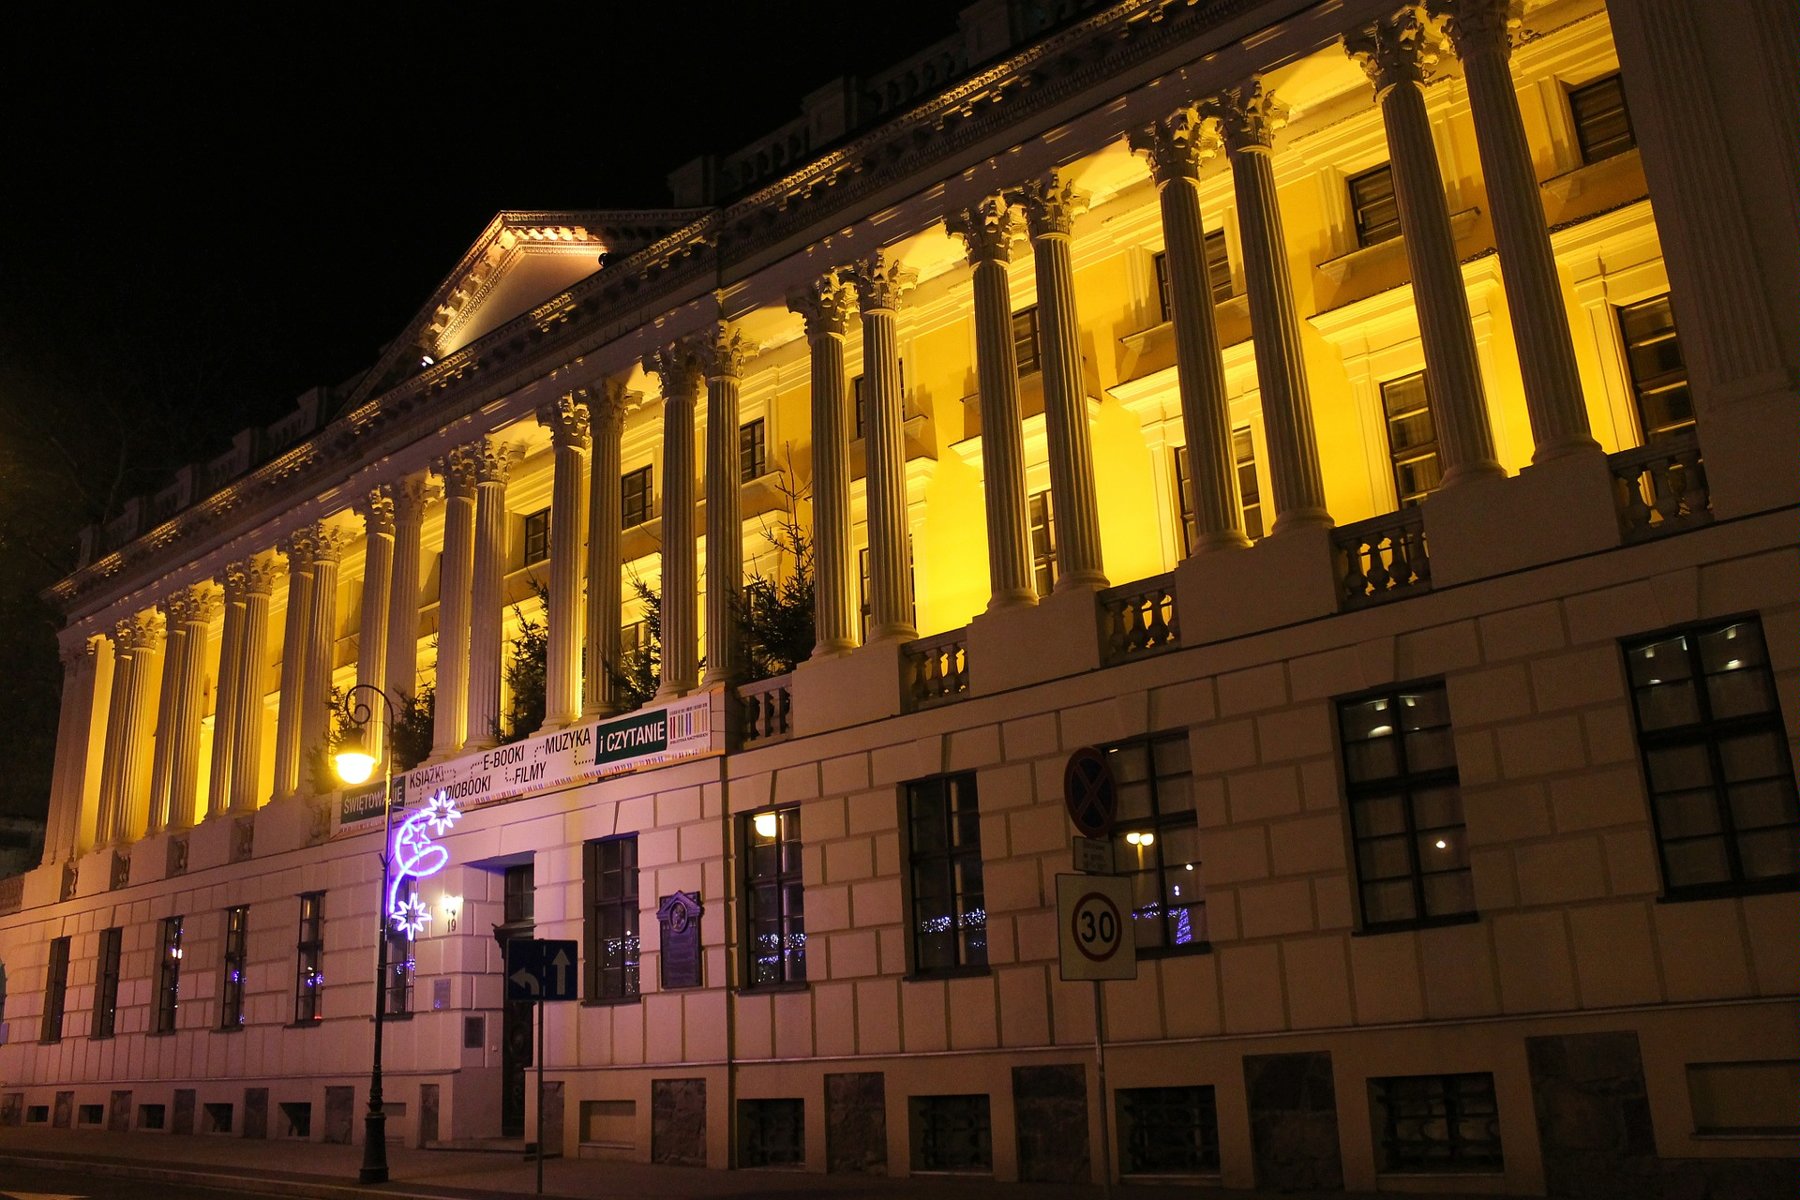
[390, 893, 432, 937]
[387, 790, 460, 925]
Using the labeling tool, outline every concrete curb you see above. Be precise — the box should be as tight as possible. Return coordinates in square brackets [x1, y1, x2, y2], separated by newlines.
[0, 1151, 507, 1200]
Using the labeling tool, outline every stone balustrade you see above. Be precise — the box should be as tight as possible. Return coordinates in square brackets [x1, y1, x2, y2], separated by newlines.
[1609, 431, 1711, 543]
[903, 628, 970, 709]
[738, 674, 794, 748]
[1099, 573, 1181, 663]
[1333, 509, 1431, 609]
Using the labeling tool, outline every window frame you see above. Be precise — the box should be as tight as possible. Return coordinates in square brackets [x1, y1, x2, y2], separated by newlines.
[620, 465, 653, 530]
[1011, 306, 1042, 376]
[153, 915, 183, 1035]
[739, 418, 767, 484]
[1104, 733, 1208, 957]
[1568, 72, 1635, 166]
[1028, 489, 1057, 598]
[1379, 371, 1443, 509]
[904, 772, 989, 978]
[40, 935, 70, 1044]
[220, 905, 248, 1030]
[741, 806, 807, 991]
[384, 886, 416, 1018]
[583, 835, 641, 1004]
[294, 892, 324, 1025]
[1349, 164, 1401, 248]
[1616, 294, 1694, 443]
[92, 926, 122, 1040]
[521, 507, 550, 567]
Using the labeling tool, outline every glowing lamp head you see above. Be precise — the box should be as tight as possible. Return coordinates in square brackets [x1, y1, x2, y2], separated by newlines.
[752, 811, 779, 841]
[334, 729, 377, 786]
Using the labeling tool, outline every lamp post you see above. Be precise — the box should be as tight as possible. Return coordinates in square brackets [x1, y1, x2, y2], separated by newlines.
[334, 683, 396, 1186]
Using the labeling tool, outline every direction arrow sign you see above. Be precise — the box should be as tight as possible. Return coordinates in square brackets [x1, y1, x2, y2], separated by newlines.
[1055, 873, 1137, 982]
[505, 937, 580, 1002]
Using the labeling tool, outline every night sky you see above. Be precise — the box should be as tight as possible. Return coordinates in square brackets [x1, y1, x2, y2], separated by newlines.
[0, 3, 970, 821]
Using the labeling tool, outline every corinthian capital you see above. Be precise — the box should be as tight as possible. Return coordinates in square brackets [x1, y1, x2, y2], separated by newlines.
[592, 377, 631, 436]
[431, 443, 482, 498]
[699, 324, 756, 380]
[1126, 107, 1217, 184]
[1345, 8, 1440, 97]
[847, 252, 917, 314]
[472, 440, 525, 485]
[644, 341, 706, 403]
[241, 553, 282, 596]
[357, 485, 397, 537]
[279, 526, 319, 570]
[390, 473, 437, 523]
[1426, 0, 1520, 60]
[1018, 171, 1090, 239]
[162, 581, 220, 627]
[537, 391, 593, 450]
[786, 272, 857, 341]
[1204, 80, 1289, 155]
[945, 196, 1026, 266]
[115, 611, 165, 654]
[309, 523, 348, 565]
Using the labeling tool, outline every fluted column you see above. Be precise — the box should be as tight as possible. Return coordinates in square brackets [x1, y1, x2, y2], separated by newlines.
[847, 252, 920, 640]
[355, 488, 397, 763]
[1126, 117, 1249, 553]
[158, 584, 217, 830]
[229, 557, 277, 813]
[1208, 82, 1333, 530]
[787, 274, 859, 657]
[207, 566, 246, 816]
[298, 526, 345, 791]
[1431, 0, 1596, 461]
[385, 475, 432, 708]
[467, 441, 521, 751]
[1020, 173, 1110, 584]
[43, 635, 104, 863]
[431, 446, 479, 757]
[644, 343, 702, 698]
[271, 529, 316, 799]
[1347, 11, 1503, 486]
[584, 384, 627, 717]
[97, 612, 163, 846]
[946, 198, 1038, 607]
[145, 591, 188, 834]
[536, 394, 591, 728]
[701, 324, 754, 687]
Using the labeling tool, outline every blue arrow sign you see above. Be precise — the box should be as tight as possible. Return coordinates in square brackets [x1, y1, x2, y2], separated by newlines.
[505, 938, 580, 1002]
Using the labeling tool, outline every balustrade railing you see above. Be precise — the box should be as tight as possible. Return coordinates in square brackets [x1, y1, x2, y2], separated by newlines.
[1333, 509, 1431, 609]
[1609, 431, 1710, 542]
[903, 628, 970, 709]
[737, 673, 794, 747]
[1099, 573, 1180, 663]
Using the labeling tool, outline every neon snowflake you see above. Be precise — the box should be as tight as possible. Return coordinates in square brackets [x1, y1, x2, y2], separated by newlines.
[424, 791, 462, 836]
[390, 894, 432, 938]
[387, 790, 459, 924]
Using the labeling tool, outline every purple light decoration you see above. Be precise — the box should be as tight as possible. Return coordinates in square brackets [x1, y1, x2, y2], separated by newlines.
[387, 790, 462, 933]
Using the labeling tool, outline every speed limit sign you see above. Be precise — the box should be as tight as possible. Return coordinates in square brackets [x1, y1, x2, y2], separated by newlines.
[1056, 873, 1138, 981]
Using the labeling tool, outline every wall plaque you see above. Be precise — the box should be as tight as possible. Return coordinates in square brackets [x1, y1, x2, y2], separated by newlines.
[657, 891, 704, 990]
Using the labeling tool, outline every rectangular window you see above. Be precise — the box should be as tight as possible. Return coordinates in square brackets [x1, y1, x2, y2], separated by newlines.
[1350, 164, 1401, 248]
[1339, 683, 1473, 928]
[504, 863, 535, 925]
[1173, 446, 1199, 557]
[910, 1094, 992, 1173]
[1117, 1085, 1220, 1176]
[1028, 490, 1057, 598]
[738, 1098, 805, 1167]
[40, 936, 70, 1043]
[1381, 372, 1442, 507]
[1569, 73, 1634, 165]
[1154, 251, 1172, 323]
[385, 886, 416, 1017]
[739, 419, 767, 483]
[1233, 426, 1264, 542]
[93, 926, 122, 1039]
[1618, 295, 1694, 441]
[1152, 237, 1232, 324]
[621, 465, 652, 529]
[851, 361, 905, 439]
[1686, 1061, 1800, 1135]
[584, 836, 640, 1001]
[1107, 734, 1205, 953]
[295, 892, 324, 1024]
[220, 906, 248, 1029]
[906, 773, 988, 974]
[743, 807, 806, 988]
[1371, 1073, 1503, 1172]
[522, 508, 550, 566]
[1011, 307, 1042, 376]
[153, 916, 183, 1035]
[620, 620, 648, 666]
[1625, 618, 1799, 894]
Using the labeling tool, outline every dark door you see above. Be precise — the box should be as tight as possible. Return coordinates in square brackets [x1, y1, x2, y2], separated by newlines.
[496, 863, 535, 1139]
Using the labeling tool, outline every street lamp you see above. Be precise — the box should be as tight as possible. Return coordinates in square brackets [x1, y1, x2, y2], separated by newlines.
[334, 683, 398, 1186]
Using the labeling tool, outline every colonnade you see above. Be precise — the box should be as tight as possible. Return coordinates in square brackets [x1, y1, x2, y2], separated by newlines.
[39, 0, 1757, 867]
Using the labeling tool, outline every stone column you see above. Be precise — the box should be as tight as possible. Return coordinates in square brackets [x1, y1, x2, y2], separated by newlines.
[946, 197, 1039, 608]
[145, 590, 188, 834]
[1431, 0, 1596, 461]
[787, 274, 859, 656]
[1126, 115, 1250, 552]
[298, 526, 346, 791]
[701, 324, 754, 687]
[466, 441, 521, 750]
[42, 635, 103, 863]
[271, 529, 315, 800]
[97, 612, 163, 845]
[584, 383, 627, 717]
[1208, 82, 1333, 530]
[230, 557, 278, 813]
[847, 252, 919, 640]
[72, 635, 114, 855]
[645, 342, 702, 699]
[385, 475, 432, 707]
[355, 488, 397, 763]
[431, 446, 480, 757]
[1020, 173, 1110, 584]
[207, 565, 246, 817]
[156, 584, 217, 830]
[537, 393, 591, 729]
[1347, 11, 1503, 486]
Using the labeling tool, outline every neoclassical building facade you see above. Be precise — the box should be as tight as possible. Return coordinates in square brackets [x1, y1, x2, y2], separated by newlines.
[1, 0, 1795, 1190]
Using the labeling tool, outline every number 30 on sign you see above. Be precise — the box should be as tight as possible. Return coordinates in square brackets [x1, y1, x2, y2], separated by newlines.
[1055, 873, 1138, 982]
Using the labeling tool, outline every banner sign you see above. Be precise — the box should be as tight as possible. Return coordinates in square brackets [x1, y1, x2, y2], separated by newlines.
[332, 693, 715, 838]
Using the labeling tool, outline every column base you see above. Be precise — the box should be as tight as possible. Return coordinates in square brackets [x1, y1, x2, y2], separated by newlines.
[1172, 525, 1339, 646]
[967, 585, 1103, 697]
[1424, 446, 1619, 588]
[1696, 389, 1799, 520]
[790, 639, 905, 736]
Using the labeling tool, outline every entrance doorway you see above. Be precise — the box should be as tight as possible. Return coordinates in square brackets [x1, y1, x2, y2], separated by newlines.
[494, 863, 535, 1139]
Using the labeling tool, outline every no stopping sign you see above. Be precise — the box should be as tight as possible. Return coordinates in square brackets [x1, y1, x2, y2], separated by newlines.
[1056, 873, 1138, 981]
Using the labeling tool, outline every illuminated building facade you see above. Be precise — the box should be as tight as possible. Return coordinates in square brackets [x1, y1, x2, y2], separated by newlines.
[1, 0, 1795, 1190]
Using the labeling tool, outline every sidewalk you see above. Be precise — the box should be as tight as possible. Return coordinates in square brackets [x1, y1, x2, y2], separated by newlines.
[0, 1127, 1417, 1200]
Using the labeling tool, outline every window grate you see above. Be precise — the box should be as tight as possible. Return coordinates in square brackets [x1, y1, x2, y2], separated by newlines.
[1372, 1073, 1504, 1172]
[911, 1094, 992, 1172]
[1118, 1086, 1220, 1175]
[738, 1098, 805, 1167]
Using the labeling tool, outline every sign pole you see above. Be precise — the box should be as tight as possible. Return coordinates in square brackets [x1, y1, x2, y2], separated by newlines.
[535, 999, 545, 1195]
[1093, 979, 1113, 1199]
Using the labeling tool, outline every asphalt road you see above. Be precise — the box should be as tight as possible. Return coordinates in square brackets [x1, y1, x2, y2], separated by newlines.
[1, 1164, 256, 1200]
